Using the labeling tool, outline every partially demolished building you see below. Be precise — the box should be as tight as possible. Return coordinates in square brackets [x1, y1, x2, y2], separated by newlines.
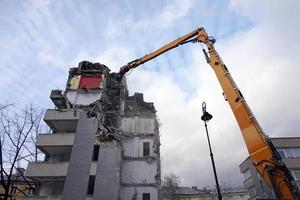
[25, 61, 161, 200]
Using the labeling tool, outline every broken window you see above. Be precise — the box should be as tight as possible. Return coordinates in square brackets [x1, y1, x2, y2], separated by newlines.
[142, 193, 150, 200]
[143, 142, 150, 157]
[87, 176, 96, 195]
[92, 145, 100, 161]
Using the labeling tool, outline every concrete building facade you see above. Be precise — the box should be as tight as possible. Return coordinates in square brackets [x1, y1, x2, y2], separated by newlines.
[239, 137, 300, 199]
[24, 61, 161, 200]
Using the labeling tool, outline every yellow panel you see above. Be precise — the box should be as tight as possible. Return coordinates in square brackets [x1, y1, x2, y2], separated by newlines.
[69, 75, 81, 89]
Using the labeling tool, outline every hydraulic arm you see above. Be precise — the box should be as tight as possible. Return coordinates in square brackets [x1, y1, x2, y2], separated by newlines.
[118, 27, 300, 199]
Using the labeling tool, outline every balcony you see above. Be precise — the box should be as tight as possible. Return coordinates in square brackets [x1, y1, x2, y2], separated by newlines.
[36, 133, 75, 155]
[25, 162, 97, 182]
[25, 162, 69, 181]
[44, 109, 81, 132]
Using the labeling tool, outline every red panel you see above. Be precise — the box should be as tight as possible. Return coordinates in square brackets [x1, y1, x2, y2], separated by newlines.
[79, 75, 102, 89]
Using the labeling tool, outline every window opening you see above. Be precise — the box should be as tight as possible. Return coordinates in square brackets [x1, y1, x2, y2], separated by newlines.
[87, 176, 96, 195]
[92, 145, 100, 161]
[143, 142, 150, 157]
[143, 193, 150, 200]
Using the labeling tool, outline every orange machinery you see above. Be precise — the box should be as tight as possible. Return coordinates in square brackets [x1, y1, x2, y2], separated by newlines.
[118, 27, 300, 199]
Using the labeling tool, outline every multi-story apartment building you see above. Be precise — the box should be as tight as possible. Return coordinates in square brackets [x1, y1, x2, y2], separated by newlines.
[24, 61, 161, 200]
[239, 137, 300, 199]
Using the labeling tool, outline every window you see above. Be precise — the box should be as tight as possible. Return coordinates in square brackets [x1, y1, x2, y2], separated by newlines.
[243, 169, 251, 180]
[248, 186, 257, 198]
[92, 145, 100, 161]
[285, 148, 294, 158]
[293, 148, 300, 157]
[27, 187, 35, 195]
[277, 148, 286, 158]
[143, 193, 150, 200]
[291, 169, 300, 180]
[11, 186, 17, 195]
[87, 176, 96, 195]
[277, 147, 300, 158]
[143, 142, 150, 157]
[257, 173, 266, 192]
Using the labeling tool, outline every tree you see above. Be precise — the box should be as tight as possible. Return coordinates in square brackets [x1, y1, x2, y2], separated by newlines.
[163, 173, 181, 187]
[0, 104, 43, 200]
[162, 173, 181, 200]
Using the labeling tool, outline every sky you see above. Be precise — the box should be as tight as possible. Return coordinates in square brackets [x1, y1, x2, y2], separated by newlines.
[1, 0, 300, 189]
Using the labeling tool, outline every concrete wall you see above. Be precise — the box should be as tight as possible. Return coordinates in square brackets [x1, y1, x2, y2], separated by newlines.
[93, 142, 121, 200]
[25, 162, 69, 179]
[272, 137, 300, 147]
[43, 109, 80, 133]
[122, 137, 157, 158]
[37, 133, 75, 147]
[120, 116, 160, 200]
[122, 160, 157, 184]
[121, 117, 157, 134]
[62, 117, 97, 200]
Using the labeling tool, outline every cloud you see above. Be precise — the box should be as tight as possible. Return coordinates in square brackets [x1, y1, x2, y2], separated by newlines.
[125, 0, 300, 187]
[157, 0, 196, 29]
[102, 0, 196, 45]
[1, 0, 299, 189]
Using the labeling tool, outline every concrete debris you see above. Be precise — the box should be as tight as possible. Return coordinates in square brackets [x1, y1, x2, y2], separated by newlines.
[50, 61, 157, 143]
[50, 89, 68, 109]
[70, 61, 111, 75]
[125, 93, 156, 117]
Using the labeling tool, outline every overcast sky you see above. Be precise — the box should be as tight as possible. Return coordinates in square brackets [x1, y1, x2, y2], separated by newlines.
[1, 0, 300, 189]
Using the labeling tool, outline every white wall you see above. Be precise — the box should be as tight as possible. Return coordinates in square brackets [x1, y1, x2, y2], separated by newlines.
[122, 160, 157, 184]
[121, 117, 157, 134]
[122, 137, 157, 157]
[121, 116, 160, 200]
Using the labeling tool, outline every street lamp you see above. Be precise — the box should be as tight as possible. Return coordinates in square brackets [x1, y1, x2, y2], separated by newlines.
[201, 102, 222, 200]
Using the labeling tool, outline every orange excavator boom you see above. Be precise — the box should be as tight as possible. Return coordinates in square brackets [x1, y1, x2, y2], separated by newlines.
[118, 27, 300, 199]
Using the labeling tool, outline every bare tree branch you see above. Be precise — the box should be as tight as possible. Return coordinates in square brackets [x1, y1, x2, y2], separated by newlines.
[0, 103, 43, 200]
[0, 103, 13, 111]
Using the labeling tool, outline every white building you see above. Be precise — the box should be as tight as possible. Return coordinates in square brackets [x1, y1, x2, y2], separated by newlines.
[24, 61, 161, 200]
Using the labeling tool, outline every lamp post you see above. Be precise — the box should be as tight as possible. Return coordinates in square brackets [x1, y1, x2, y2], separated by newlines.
[201, 102, 222, 200]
